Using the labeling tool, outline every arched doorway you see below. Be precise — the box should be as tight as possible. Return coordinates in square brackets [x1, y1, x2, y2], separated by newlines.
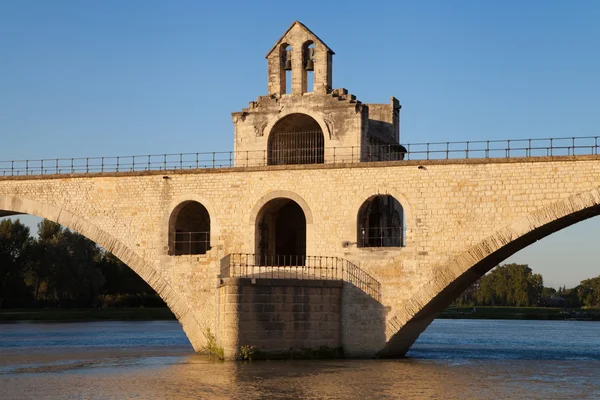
[267, 113, 325, 165]
[256, 198, 306, 264]
[169, 201, 211, 255]
[357, 195, 404, 247]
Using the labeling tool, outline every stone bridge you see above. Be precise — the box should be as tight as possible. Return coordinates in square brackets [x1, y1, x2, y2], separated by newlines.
[2, 154, 599, 358]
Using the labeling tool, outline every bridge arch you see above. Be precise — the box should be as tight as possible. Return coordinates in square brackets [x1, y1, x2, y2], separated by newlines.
[380, 187, 600, 357]
[0, 194, 205, 351]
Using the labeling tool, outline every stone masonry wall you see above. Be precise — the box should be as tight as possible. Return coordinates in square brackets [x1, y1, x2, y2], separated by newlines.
[218, 278, 342, 359]
[2, 155, 600, 356]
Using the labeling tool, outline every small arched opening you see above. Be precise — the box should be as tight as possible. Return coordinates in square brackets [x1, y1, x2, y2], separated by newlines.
[357, 195, 404, 247]
[302, 41, 315, 93]
[169, 201, 211, 255]
[267, 113, 325, 165]
[281, 43, 292, 95]
[256, 198, 306, 265]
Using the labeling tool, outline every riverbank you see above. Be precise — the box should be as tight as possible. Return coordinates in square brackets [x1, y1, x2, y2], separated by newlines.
[440, 306, 600, 321]
[0, 308, 176, 322]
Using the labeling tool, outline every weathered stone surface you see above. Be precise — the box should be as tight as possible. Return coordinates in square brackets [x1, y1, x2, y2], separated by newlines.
[218, 278, 342, 359]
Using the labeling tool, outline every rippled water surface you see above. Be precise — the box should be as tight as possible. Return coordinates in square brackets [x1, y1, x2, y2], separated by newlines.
[1, 319, 599, 399]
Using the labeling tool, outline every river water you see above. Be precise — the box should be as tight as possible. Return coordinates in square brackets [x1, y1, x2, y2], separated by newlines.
[1, 319, 599, 399]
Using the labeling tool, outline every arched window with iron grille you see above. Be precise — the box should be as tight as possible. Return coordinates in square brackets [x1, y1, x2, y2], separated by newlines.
[169, 201, 211, 255]
[357, 195, 404, 247]
[267, 113, 324, 165]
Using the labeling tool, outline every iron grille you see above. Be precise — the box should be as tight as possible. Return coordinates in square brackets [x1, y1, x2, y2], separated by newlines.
[172, 231, 210, 255]
[268, 130, 324, 165]
[359, 226, 403, 248]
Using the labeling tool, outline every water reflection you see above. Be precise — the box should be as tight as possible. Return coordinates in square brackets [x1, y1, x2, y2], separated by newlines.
[1, 320, 600, 399]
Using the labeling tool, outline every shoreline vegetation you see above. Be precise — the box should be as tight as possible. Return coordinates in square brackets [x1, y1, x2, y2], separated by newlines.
[0, 307, 175, 322]
[440, 306, 600, 321]
[2, 306, 600, 322]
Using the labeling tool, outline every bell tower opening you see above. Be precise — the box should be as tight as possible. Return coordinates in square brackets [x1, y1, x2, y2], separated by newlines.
[302, 41, 315, 93]
[267, 113, 324, 165]
[281, 43, 292, 95]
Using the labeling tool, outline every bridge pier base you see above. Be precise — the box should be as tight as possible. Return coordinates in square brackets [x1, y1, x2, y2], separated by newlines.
[215, 277, 390, 360]
[218, 277, 344, 360]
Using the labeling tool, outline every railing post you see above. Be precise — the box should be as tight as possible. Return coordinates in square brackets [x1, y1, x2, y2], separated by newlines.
[164, 154, 167, 170]
[179, 153, 182, 169]
[506, 140, 510, 158]
[101, 157, 104, 173]
[86, 158, 89, 173]
[550, 138, 553, 157]
[528, 139, 532, 157]
[55, 159, 58, 175]
[466, 141, 469, 159]
[41, 159, 44, 175]
[426, 143, 430, 160]
[212, 152, 215, 168]
[446, 142, 449, 159]
[595, 137, 598, 156]
[486, 141, 489, 158]
[132, 156, 135, 171]
[147, 155, 151, 171]
[572, 137, 575, 156]
[116, 156, 119, 172]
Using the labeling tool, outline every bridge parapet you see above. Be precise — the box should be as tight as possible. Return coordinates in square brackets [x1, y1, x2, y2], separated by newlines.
[2, 135, 598, 177]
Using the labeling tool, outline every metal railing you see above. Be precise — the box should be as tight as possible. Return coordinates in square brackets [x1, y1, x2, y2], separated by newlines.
[359, 226, 404, 248]
[1, 135, 599, 177]
[171, 231, 210, 256]
[221, 253, 381, 301]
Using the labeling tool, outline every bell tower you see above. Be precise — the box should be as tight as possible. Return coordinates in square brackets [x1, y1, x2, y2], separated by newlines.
[265, 21, 334, 95]
[232, 21, 404, 167]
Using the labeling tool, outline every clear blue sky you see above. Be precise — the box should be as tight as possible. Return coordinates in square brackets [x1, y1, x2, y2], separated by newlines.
[1, 1, 599, 288]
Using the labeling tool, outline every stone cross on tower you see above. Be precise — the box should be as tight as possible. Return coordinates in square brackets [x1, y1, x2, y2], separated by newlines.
[265, 21, 334, 95]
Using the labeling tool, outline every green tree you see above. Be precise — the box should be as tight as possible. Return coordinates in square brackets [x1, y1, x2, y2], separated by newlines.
[28, 220, 105, 307]
[577, 276, 600, 307]
[0, 219, 32, 307]
[475, 263, 543, 307]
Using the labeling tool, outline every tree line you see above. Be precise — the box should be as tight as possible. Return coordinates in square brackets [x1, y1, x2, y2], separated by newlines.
[455, 263, 600, 308]
[0, 218, 164, 308]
